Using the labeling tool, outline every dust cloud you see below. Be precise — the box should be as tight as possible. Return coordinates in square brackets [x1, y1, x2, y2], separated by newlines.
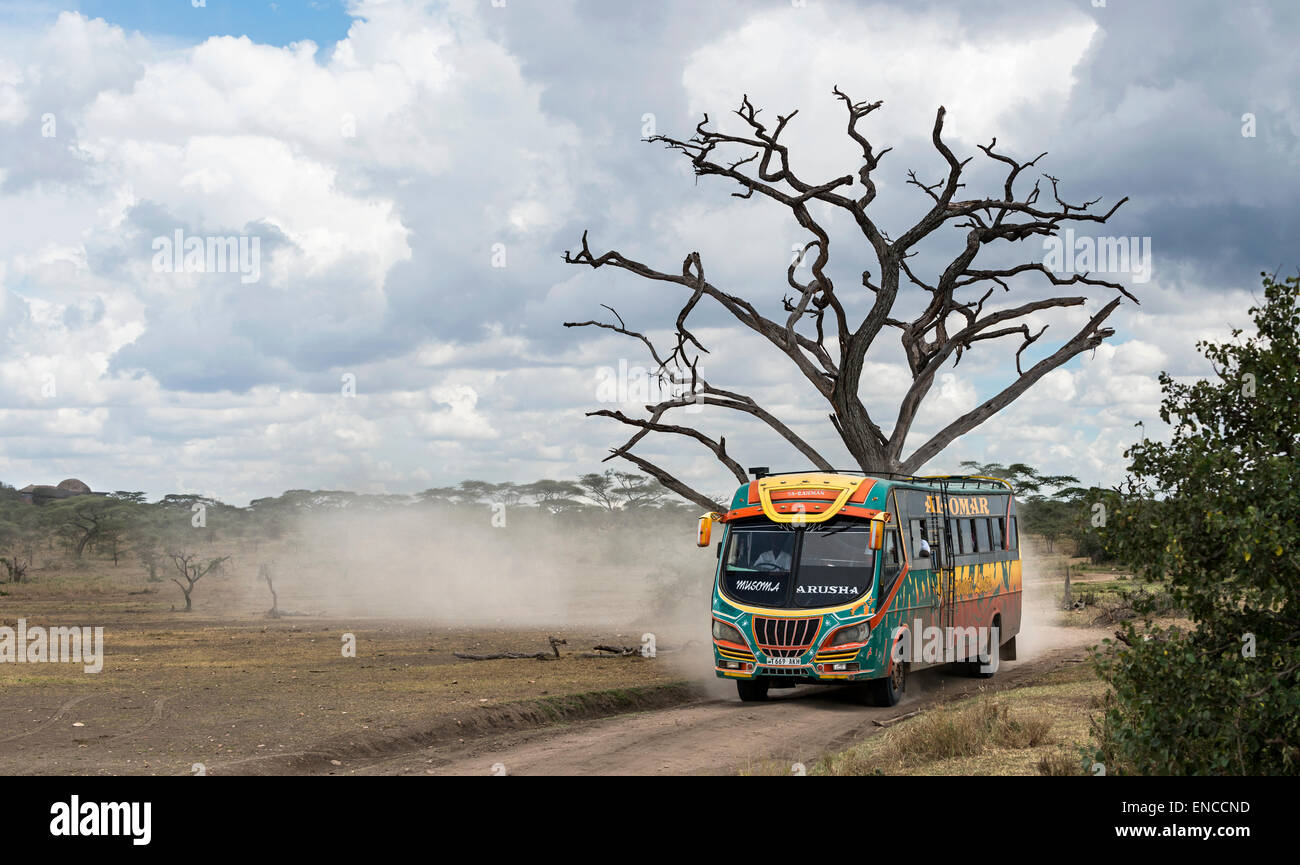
[219, 506, 716, 668]
[202, 510, 1087, 689]
[1014, 543, 1108, 661]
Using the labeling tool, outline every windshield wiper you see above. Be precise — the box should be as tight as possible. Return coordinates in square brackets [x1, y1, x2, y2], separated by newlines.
[810, 524, 866, 538]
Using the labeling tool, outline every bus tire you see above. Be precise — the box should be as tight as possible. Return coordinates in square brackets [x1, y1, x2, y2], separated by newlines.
[736, 679, 770, 702]
[869, 660, 906, 707]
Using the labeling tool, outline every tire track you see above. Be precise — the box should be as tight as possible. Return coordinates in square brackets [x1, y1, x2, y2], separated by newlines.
[104, 695, 172, 744]
[0, 694, 96, 744]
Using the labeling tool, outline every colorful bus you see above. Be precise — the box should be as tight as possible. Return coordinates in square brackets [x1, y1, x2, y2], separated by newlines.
[699, 471, 1021, 705]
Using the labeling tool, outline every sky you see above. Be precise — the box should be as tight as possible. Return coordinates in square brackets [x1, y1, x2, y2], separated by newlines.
[0, 0, 1296, 505]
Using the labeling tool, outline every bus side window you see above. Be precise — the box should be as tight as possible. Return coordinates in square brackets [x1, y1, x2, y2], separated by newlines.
[956, 518, 973, 555]
[1009, 516, 1019, 551]
[908, 518, 929, 560]
[975, 518, 991, 553]
[991, 517, 1005, 551]
[880, 529, 903, 593]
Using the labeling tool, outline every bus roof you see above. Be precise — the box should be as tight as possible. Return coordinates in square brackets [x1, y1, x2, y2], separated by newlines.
[720, 471, 1011, 524]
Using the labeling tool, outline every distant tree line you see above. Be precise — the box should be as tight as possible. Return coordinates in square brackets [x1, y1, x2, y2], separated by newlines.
[0, 469, 704, 587]
[2, 459, 1105, 592]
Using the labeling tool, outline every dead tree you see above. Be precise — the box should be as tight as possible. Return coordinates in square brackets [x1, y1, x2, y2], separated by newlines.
[564, 89, 1136, 511]
[260, 563, 280, 618]
[167, 553, 229, 612]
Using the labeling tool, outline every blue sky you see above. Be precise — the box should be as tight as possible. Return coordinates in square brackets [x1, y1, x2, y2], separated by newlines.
[12, 0, 353, 47]
[0, 0, 1295, 504]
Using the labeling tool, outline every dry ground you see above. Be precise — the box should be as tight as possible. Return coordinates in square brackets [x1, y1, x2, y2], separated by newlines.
[1, 537, 1116, 776]
[342, 633, 1105, 776]
[0, 549, 696, 775]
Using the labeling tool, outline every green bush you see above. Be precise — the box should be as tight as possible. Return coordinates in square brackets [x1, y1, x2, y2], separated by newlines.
[1089, 274, 1300, 775]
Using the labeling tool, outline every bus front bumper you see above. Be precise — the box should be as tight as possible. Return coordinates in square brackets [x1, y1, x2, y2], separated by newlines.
[714, 646, 883, 682]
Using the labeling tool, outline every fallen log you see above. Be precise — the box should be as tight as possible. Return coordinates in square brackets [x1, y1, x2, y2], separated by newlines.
[592, 644, 640, 656]
[453, 636, 567, 661]
[579, 639, 695, 658]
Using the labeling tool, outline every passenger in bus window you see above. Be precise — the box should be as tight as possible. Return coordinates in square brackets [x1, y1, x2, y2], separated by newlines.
[908, 518, 933, 558]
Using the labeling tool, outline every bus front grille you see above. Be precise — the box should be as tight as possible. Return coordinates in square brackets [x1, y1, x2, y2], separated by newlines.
[752, 616, 821, 659]
[760, 666, 808, 676]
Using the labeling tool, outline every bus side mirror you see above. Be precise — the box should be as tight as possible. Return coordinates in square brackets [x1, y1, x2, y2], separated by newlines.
[868, 517, 885, 551]
[697, 513, 717, 547]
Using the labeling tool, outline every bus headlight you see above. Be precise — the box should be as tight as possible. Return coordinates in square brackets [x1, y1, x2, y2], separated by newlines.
[824, 623, 868, 647]
[712, 620, 745, 644]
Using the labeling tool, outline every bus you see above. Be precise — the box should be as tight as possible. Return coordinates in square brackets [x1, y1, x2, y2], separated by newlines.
[699, 470, 1021, 705]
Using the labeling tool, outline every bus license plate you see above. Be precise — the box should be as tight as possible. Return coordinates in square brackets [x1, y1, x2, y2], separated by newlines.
[766, 657, 802, 666]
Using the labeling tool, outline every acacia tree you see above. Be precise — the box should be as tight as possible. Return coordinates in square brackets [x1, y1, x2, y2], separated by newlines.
[518, 479, 586, 512]
[577, 469, 668, 512]
[167, 552, 229, 612]
[50, 497, 121, 558]
[576, 471, 620, 512]
[565, 90, 1136, 510]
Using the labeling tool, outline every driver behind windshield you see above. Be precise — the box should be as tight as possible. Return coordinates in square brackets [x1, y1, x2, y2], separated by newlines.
[753, 534, 792, 570]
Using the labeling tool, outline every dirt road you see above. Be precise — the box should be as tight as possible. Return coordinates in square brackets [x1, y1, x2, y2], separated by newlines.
[341, 625, 1109, 776]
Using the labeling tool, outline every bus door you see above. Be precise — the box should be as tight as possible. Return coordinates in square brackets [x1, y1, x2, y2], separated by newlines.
[880, 525, 903, 605]
[925, 502, 957, 632]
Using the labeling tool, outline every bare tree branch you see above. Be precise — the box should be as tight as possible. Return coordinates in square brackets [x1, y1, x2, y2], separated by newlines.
[563, 89, 1136, 502]
[900, 297, 1124, 471]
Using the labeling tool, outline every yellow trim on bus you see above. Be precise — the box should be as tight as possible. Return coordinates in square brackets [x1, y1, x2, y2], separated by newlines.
[720, 597, 868, 616]
[755, 474, 867, 524]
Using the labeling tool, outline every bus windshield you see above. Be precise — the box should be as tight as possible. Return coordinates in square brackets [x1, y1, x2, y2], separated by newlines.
[794, 524, 874, 608]
[720, 522, 875, 609]
[720, 527, 795, 606]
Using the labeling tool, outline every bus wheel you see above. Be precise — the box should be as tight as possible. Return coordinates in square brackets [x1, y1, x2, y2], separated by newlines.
[868, 660, 906, 707]
[736, 679, 770, 702]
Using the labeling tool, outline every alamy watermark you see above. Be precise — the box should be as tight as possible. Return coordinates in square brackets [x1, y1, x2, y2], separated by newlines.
[891, 620, 1000, 673]
[0, 619, 104, 673]
[1043, 229, 1152, 284]
[152, 229, 261, 284]
[595, 359, 703, 412]
[50, 796, 150, 845]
